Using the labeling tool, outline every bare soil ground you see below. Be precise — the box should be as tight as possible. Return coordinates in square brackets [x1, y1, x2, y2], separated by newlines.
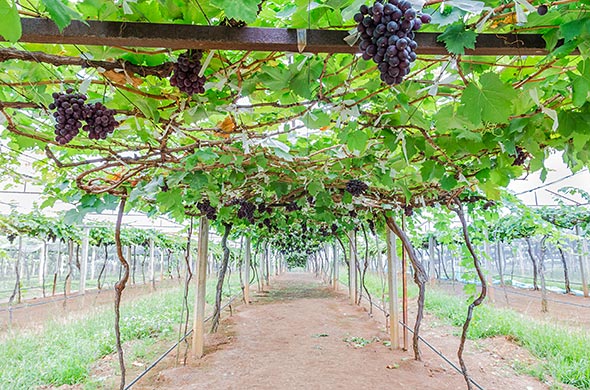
[136, 273, 557, 390]
[436, 281, 590, 332]
[0, 278, 182, 336]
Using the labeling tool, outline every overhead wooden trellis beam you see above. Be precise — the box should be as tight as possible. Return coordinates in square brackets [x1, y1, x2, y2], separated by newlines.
[0, 18, 561, 56]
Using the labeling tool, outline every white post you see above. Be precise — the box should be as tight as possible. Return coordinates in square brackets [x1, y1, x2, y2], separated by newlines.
[79, 228, 89, 294]
[576, 226, 589, 297]
[348, 231, 357, 305]
[244, 236, 251, 304]
[332, 243, 339, 290]
[387, 226, 400, 349]
[90, 246, 97, 281]
[149, 238, 155, 289]
[192, 216, 209, 358]
[38, 239, 46, 287]
[160, 249, 165, 281]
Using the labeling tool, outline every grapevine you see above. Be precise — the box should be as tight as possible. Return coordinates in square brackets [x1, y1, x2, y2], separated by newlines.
[355, 0, 431, 85]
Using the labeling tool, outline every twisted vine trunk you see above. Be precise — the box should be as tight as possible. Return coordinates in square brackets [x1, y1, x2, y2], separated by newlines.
[113, 197, 129, 390]
[9, 236, 23, 305]
[211, 222, 232, 333]
[385, 215, 427, 361]
[453, 202, 487, 390]
[359, 223, 373, 313]
[525, 237, 540, 290]
[558, 247, 571, 294]
[97, 244, 108, 290]
[177, 217, 193, 365]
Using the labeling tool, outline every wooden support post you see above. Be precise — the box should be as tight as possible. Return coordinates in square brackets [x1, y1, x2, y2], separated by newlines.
[149, 238, 155, 289]
[192, 216, 209, 358]
[38, 239, 46, 287]
[126, 246, 132, 281]
[264, 244, 270, 286]
[428, 234, 435, 283]
[65, 239, 73, 295]
[348, 230, 358, 305]
[79, 228, 90, 294]
[386, 226, 400, 349]
[90, 246, 96, 281]
[485, 240, 494, 302]
[332, 243, 339, 290]
[401, 215, 408, 351]
[576, 226, 589, 297]
[244, 236, 251, 305]
[159, 250, 164, 281]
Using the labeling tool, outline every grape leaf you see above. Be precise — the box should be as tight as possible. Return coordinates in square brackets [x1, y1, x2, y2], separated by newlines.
[0, 0, 21, 42]
[460, 73, 517, 124]
[570, 59, 590, 107]
[41, 0, 83, 32]
[437, 23, 477, 55]
[211, 0, 260, 23]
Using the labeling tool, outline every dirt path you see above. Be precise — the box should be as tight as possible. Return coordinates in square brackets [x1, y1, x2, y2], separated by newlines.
[139, 273, 552, 390]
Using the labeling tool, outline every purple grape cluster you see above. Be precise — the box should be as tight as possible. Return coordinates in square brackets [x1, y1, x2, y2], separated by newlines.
[345, 179, 368, 196]
[170, 50, 206, 95]
[83, 102, 119, 140]
[285, 202, 301, 212]
[237, 200, 256, 223]
[49, 89, 87, 145]
[355, 0, 431, 85]
[197, 199, 217, 220]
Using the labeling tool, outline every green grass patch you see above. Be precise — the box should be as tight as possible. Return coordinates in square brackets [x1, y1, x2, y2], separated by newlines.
[351, 272, 589, 389]
[425, 288, 590, 389]
[0, 274, 242, 389]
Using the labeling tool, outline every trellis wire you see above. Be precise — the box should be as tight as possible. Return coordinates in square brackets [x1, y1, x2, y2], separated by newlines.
[124, 291, 244, 389]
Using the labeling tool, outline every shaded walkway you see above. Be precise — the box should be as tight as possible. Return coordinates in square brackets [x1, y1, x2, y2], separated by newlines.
[141, 272, 549, 390]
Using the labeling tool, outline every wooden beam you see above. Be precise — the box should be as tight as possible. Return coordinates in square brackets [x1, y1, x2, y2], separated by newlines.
[386, 226, 400, 350]
[192, 216, 209, 358]
[7, 18, 556, 56]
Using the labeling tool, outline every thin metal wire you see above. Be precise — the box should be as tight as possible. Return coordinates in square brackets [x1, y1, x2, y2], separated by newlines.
[124, 292, 243, 389]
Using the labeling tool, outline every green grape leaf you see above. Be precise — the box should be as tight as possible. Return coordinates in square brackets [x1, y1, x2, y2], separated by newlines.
[571, 59, 590, 107]
[0, 0, 21, 42]
[460, 73, 516, 124]
[41, 0, 83, 31]
[210, 0, 260, 23]
[437, 23, 477, 55]
[346, 130, 368, 153]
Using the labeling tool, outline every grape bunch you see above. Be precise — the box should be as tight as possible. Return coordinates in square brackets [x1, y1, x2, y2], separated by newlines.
[354, 0, 431, 85]
[170, 50, 206, 95]
[345, 179, 368, 196]
[511, 146, 530, 167]
[82, 103, 119, 140]
[285, 202, 301, 212]
[237, 200, 256, 223]
[197, 199, 217, 220]
[49, 89, 87, 145]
